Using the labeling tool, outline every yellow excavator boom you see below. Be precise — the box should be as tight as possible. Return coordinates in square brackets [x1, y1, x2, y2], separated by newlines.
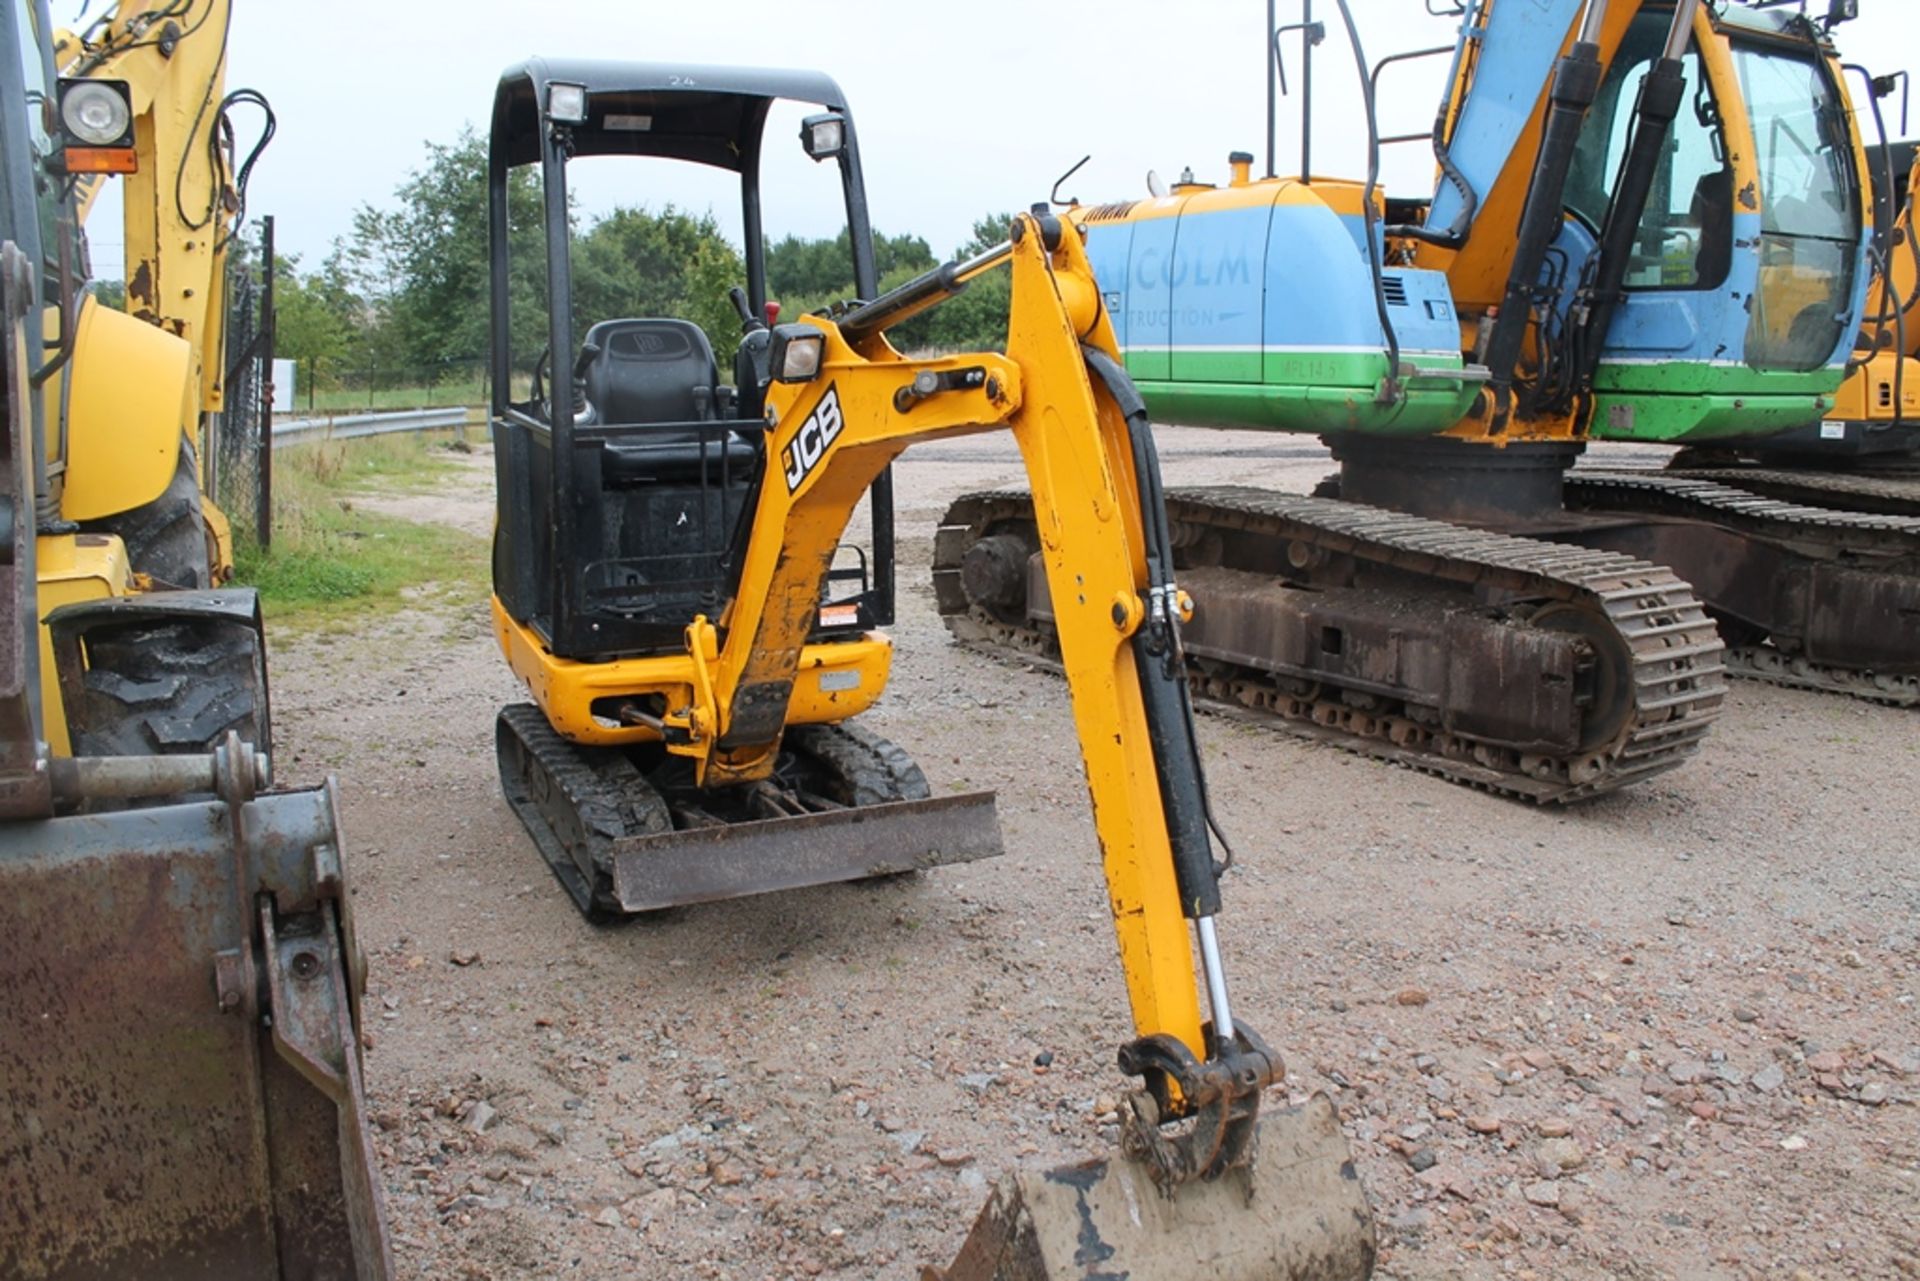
[56, 0, 239, 431]
[626, 210, 1375, 1277]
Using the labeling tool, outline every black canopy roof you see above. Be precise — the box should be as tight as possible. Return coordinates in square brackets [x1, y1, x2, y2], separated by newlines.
[491, 58, 851, 170]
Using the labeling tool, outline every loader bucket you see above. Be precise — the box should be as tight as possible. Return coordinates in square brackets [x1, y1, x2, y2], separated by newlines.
[0, 781, 392, 1280]
[930, 1094, 1375, 1281]
[611, 790, 1004, 911]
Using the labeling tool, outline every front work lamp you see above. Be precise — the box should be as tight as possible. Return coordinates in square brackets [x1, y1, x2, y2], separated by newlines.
[547, 82, 588, 124]
[56, 78, 135, 173]
[768, 324, 825, 383]
[799, 112, 846, 161]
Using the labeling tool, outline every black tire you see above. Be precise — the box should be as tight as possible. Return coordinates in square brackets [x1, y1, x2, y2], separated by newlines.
[68, 616, 270, 764]
[82, 436, 213, 590]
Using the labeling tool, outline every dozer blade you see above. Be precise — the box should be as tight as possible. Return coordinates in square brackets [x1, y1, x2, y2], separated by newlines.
[612, 790, 1003, 911]
[931, 1095, 1375, 1281]
[0, 781, 391, 1280]
[498, 704, 1004, 918]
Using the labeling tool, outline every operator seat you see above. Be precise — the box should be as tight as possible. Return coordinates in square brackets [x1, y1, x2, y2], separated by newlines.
[578, 318, 759, 484]
[581, 318, 719, 426]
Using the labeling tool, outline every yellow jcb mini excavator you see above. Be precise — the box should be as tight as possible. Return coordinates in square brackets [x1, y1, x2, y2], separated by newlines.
[0, 2, 390, 1276]
[487, 61, 1374, 1277]
[487, 62, 1005, 918]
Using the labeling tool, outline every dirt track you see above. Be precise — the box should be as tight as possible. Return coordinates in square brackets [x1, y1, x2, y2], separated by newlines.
[273, 433, 1920, 1280]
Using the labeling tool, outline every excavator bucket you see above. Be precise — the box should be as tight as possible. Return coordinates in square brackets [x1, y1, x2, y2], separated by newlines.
[0, 779, 392, 1280]
[930, 1095, 1375, 1281]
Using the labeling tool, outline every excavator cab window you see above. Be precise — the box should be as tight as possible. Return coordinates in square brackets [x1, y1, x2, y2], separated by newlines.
[1567, 11, 1732, 291]
[1733, 40, 1861, 371]
[5, 0, 84, 384]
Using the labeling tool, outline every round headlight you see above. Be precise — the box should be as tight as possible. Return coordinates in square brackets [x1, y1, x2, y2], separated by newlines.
[61, 82, 131, 146]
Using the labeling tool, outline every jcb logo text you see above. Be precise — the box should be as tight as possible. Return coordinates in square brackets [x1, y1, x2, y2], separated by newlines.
[781, 383, 843, 493]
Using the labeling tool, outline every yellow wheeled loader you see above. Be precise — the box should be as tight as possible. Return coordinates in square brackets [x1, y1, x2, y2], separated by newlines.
[487, 59, 1374, 1277]
[0, 2, 390, 1275]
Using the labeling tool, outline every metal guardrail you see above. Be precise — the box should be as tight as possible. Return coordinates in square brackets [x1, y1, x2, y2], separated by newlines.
[271, 407, 473, 450]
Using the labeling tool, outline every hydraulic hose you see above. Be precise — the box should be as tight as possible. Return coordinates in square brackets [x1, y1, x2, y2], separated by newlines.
[1565, 0, 1700, 421]
[1482, 0, 1611, 428]
[1080, 345, 1225, 922]
[835, 242, 1011, 347]
[1387, 0, 1486, 250]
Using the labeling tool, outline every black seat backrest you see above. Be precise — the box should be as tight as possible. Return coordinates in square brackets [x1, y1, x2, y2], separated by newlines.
[581, 318, 718, 425]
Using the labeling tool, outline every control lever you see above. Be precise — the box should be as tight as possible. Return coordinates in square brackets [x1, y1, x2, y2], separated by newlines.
[730, 286, 766, 333]
[567, 342, 601, 420]
[571, 341, 601, 381]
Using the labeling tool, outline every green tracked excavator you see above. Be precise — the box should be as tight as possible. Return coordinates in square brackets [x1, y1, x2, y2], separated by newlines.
[933, 0, 1920, 787]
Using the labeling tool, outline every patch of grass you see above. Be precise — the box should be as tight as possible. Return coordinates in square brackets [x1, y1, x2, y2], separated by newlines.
[280, 428, 470, 494]
[236, 431, 486, 628]
[236, 545, 378, 602]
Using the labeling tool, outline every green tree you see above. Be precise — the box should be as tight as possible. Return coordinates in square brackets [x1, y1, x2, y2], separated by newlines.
[897, 213, 1016, 353]
[270, 252, 356, 396]
[764, 228, 933, 307]
[86, 279, 126, 310]
[384, 131, 497, 372]
[364, 128, 547, 386]
[324, 125, 998, 397]
[756, 215, 1016, 352]
[572, 205, 744, 364]
[370, 130, 745, 388]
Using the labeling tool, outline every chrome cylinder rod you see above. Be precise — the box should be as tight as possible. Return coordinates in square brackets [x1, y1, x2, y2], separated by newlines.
[1195, 914, 1235, 1045]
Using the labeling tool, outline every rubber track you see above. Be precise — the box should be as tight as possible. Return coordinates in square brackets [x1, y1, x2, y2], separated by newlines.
[788, 722, 931, 807]
[1567, 471, 1920, 707]
[935, 487, 1726, 804]
[497, 704, 672, 920]
[499, 710, 937, 919]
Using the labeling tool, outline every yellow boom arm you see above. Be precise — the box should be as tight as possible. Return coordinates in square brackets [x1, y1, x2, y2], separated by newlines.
[646, 213, 1280, 1185]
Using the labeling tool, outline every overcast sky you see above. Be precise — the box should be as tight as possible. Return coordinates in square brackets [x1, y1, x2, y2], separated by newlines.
[80, 1, 1920, 280]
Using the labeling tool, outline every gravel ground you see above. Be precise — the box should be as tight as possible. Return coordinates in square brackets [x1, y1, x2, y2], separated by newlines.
[273, 432, 1920, 1280]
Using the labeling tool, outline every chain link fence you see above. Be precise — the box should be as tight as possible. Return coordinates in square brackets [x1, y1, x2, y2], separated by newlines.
[211, 217, 275, 547]
[291, 356, 488, 414]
